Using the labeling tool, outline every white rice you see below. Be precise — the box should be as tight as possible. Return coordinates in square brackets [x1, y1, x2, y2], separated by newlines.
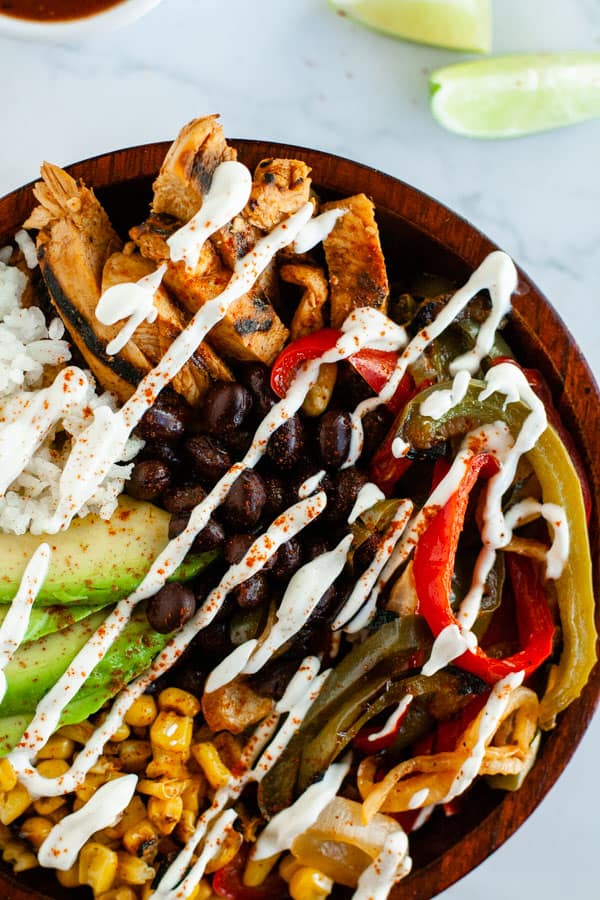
[0, 260, 143, 535]
[14, 229, 38, 269]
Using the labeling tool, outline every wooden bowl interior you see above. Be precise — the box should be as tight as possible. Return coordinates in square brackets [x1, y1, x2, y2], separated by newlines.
[0, 141, 598, 900]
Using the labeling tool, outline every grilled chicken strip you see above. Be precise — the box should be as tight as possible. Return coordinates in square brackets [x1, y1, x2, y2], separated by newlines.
[321, 194, 389, 328]
[132, 117, 302, 364]
[102, 249, 233, 405]
[280, 263, 329, 340]
[24, 164, 228, 406]
[243, 158, 312, 232]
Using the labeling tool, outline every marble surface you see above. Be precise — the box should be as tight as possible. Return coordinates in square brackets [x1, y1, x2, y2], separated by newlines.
[0, 0, 598, 896]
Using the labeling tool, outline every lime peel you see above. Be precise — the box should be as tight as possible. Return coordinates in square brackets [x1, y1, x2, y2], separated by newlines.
[330, 0, 492, 54]
[430, 53, 600, 139]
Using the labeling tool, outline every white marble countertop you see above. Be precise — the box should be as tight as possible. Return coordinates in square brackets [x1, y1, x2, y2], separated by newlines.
[0, 0, 598, 897]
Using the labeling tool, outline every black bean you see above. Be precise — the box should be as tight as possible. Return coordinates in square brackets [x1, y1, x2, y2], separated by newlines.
[139, 441, 184, 471]
[221, 429, 253, 457]
[262, 474, 288, 521]
[266, 415, 305, 471]
[221, 470, 266, 529]
[240, 362, 278, 417]
[193, 519, 225, 552]
[233, 572, 269, 609]
[137, 395, 188, 441]
[126, 460, 172, 501]
[317, 410, 352, 469]
[361, 407, 393, 464]
[176, 666, 206, 697]
[268, 538, 302, 581]
[304, 536, 330, 562]
[162, 484, 207, 514]
[196, 381, 253, 434]
[354, 533, 380, 571]
[224, 534, 255, 566]
[184, 435, 231, 483]
[324, 467, 368, 524]
[147, 583, 196, 633]
[168, 513, 225, 553]
[190, 620, 232, 662]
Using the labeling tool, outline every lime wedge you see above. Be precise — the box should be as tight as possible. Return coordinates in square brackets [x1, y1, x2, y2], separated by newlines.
[430, 53, 600, 138]
[330, 0, 492, 54]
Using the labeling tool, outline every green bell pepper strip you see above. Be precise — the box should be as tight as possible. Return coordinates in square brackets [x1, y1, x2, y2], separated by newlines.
[400, 379, 597, 730]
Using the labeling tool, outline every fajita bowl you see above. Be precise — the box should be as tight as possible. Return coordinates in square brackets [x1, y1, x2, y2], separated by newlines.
[0, 140, 598, 900]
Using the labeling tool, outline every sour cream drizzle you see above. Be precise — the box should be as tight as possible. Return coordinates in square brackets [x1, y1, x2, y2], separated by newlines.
[0, 366, 90, 496]
[0, 544, 50, 703]
[366, 695, 413, 745]
[95, 263, 167, 356]
[37, 774, 138, 870]
[419, 369, 471, 421]
[348, 482, 386, 524]
[352, 831, 412, 900]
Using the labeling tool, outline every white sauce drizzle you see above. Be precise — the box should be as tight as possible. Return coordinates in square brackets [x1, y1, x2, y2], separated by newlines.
[504, 498, 569, 580]
[0, 367, 90, 496]
[408, 788, 430, 810]
[298, 469, 326, 498]
[335, 499, 413, 632]
[366, 695, 413, 744]
[253, 755, 352, 861]
[348, 482, 386, 524]
[422, 624, 478, 678]
[442, 671, 524, 803]
[95, 263, 167, 356]
[242, 534, 354, 676]
[352, 831, 412, 900]
[37, 774, 137, 870]
[291, 208, 345, 255]
[204, 639, 258, 695]
[167, 161, 253, 269]
[0, 544, 50, 703]
[419, 369, 471, 421]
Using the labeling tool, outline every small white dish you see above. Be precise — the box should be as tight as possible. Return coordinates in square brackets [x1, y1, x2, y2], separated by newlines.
[0, 0, 164, 41]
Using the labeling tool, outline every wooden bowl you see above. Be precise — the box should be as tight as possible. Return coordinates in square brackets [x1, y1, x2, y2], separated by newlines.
[0, 141, 598, 900]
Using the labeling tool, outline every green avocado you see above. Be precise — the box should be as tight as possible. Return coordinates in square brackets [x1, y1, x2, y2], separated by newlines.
[0, 603, 111, 642]
[0, 496, 216, 606]
[0, 607, 173, 755]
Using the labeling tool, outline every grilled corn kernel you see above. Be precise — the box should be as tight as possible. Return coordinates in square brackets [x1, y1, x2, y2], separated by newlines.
[181, 775, 205, 814]
[191, 743, 231, 790]
[33, 795, 66, 816]
[119, 739, 152, 773]
[57, 721, 94, 744]
[175, 808, 196, 844]
[194, 881, 217, 900]
[279, 854, 303, 882]
[0, 759, 17, 792]
[2, 839, 37, 872]
[98, 889, 138, 900]
[19, 816, 53, 849]
[122, 818, 158, 861]
[36, 759, 70, 778]
[151, 711, 193, 756]
[0, 782, 32, 825]
[56, 864, 80, 888]
[205, 826, 242, 874]
[289, 866, 333, 900]
[147, 796, 183, 835]
[146, 748, 189, 780]
[103, 795, 147, 841]
[125, 695, 158, 728]
[116, 851, 156, 885]
[36, 736, 75, 760]
[243, 853, 279, 886]
[75, 772, 108, 804]
[302, 363, 337, 416]
[79, 842, 118, 895]
[137, 778, 186, 800]
[158, 687, 201, 718]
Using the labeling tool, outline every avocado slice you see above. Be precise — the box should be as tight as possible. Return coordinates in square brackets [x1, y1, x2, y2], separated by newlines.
[0, 603, 111, 643]
[0, 607, 173, 754]
[0, 497, 216, 606]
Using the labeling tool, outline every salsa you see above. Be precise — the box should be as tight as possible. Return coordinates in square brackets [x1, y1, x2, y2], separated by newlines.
[0, 0, 124, 22]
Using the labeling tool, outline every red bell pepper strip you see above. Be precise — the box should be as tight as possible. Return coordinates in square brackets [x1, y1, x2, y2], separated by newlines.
[212, 846, 288, 899]
[269, 328, 412, 414]
[490, 358, 592, 522]
[413, 452, 556, 684]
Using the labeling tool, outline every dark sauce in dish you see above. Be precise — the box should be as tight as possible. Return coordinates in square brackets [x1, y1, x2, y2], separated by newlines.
[0, 0, 125, 21]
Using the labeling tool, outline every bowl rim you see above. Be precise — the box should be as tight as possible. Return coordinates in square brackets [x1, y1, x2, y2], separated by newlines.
[0, 138, 598, 900]
[0, 0, 163, 41]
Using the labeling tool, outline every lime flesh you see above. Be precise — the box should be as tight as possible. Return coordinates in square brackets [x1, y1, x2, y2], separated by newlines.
[430, 53, 600, 138]
[330, 0, 492, 54]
